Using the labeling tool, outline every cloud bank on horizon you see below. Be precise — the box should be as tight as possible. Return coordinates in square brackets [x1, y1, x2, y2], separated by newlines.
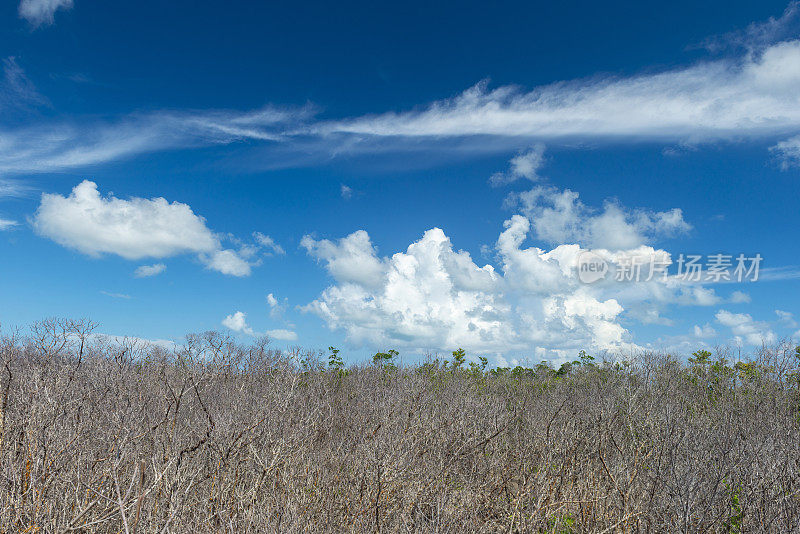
[297, 148, 770, 360]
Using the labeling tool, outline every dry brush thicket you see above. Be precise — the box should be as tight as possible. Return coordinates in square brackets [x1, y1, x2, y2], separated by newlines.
[0, 319, 799, 533]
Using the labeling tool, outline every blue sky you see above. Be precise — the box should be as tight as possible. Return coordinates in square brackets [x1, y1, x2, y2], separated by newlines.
[1, 0, 799, 364]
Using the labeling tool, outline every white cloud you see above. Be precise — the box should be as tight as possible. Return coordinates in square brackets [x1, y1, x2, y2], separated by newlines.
[266, 328, 298, 341]
[266, 292, 288, 319]
[715, 309, 777, 346]
[694, 323, 717, 338]
[1, 57, 47, 113]
[222, 311, 254, 335]
[7, 23, 800, 173]
[33, 180, 217, 259]
[730, 290, 752, 303]
[0, 218, 18, 230]
[18, 0, 73, 27]
[341, 184, 353, 199]
[0, 105, 310, 174]
[134, 263, 166, 278]
[512, 186, 690, 250]
[253, 232, 285, 255]
[303, 218, 650, 357]
[771, 135, 800, 168]
[32, 180, 262, 276]
[222, 310, 297, 341]
[490, 144, 545, 186]
[301, 230, 387, 289]
[202, 249, 252, 277]
[321, 40, 800, 147]
[675, 286, 720, 306]
[759, 267, 800, 281]
[776, 309, 799, 328]
[303, 226, 521, 354]
[0, 178, 33, 199]
[701, 2, 800, 53]
[300, 150, 721, 357]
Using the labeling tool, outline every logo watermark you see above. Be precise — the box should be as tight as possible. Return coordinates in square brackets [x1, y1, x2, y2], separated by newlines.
[577, 251, 609, 284]
[577, 252, 762, 284]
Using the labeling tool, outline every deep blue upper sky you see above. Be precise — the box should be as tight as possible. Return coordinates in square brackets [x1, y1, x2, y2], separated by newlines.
[1, 0, 798, 363]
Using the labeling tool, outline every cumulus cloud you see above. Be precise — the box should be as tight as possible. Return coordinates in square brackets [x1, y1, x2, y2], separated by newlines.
[301, 230, 387, 289]
[18, 0, 73, 27]
[134, 263, 166, 278]
[300, 147, 719, 358]
[266, 292, 288, 319]
[33, 180, 217, 259]
[715, 309, 777, 346]
[694, 323, 717, 338]
[490, 145, 545, 186]
[32, 180, 268, 276]
[302, 216, 689, 357]
[340, 184, 353, 199]
[511, 186, 691, 250]
[222, 310, 297, 341]
[730, 290, 751, 303]
[222, 311, 254, 335]
[674, 286, 721, 307]
[303, 226, 521, 354]
[266, 329, 298, 341]
[775, 309, 799, 328]
[201, 249, 252, 277]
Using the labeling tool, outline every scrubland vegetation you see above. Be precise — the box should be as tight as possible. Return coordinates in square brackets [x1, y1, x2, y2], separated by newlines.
[1, 319, 799, 532]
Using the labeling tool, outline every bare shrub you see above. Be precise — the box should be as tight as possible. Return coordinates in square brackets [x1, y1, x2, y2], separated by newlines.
[0, 321, 798, 532]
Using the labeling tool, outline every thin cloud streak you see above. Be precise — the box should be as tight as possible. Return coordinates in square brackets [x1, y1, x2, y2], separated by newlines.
[6, 30, 800, 173]
[0, 105, 314, 174]
[319, 41, 800, 141]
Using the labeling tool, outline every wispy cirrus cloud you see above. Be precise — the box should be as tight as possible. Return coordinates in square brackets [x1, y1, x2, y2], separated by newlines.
[0, 106, 313, 174]
[5, 7, 800, 174]
[0, 178, 34, 198]
[771, 135, 800, 168]
[1, 57, 47, 109]
[319, 40, 800, 143]
[0, 218, 19, 230]
[699, 1, 800, 53]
